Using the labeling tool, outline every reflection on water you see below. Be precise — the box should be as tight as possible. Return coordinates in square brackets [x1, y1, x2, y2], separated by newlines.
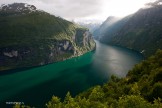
[0, 41, 143, 107]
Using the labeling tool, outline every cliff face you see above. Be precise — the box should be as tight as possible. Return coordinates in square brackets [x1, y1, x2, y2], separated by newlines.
[0, 3, 95, 71]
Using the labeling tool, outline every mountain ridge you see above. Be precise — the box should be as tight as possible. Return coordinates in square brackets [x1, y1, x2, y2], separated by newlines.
[0, 3, 96, 71]
[94, 3, 162, 57]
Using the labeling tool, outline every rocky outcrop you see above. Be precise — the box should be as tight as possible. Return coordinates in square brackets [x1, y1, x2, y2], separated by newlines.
[0, 30, 95, 71]
[3, 50, 18, 58]
[75, 29, 93, 46]
[0, 3, 96, 71]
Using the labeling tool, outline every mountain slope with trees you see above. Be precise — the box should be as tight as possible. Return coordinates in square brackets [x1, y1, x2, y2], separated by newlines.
[0, 3, 96, 71]
[14, 50, 162, 108]
[94, 0, 162, 57]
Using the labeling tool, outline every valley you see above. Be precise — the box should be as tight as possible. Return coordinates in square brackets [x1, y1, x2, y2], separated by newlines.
[0, 41, 143, 107]
[0, 0, 162, 108]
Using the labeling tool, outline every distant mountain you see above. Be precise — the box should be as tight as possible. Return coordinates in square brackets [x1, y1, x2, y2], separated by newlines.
[0, 3, 96, 71]
[76, 22, 101, 33]
[95, 2, 162, 57]
[93, 16, 131, 40]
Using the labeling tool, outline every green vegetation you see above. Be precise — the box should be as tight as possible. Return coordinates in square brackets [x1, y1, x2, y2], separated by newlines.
[0, 11, 89, 47]
[14, 50, 162, 108]
[94, 3, 162, 57]
[0, 3, 95, 71]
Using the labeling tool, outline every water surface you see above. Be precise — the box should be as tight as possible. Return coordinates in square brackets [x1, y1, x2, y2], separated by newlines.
[0, 41, 143, 107]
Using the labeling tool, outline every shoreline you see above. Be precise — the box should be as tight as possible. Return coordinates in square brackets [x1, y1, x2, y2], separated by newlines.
[0, 47, 96, 75]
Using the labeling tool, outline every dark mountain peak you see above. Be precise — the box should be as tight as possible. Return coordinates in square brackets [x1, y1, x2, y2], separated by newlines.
[130, 4, 162, 27]
[0, 3, 37, 15]
[146, 0, 162, 7]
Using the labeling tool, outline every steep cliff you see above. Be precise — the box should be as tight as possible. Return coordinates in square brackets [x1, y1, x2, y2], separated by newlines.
[0, 3, 96, 71]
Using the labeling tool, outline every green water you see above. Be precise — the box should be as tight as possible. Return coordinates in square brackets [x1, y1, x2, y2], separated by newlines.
[0, 41, 143, 107]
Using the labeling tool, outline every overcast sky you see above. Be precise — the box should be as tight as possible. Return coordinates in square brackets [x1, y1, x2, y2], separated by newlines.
[0, 0, 154, 22]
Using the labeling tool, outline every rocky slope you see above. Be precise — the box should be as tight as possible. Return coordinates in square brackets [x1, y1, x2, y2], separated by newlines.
[94, 1, 162, 57]
[0, 3, 96, 71]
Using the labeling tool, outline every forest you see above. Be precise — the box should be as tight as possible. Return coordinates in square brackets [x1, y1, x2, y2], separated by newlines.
[14, 49, 162, 108]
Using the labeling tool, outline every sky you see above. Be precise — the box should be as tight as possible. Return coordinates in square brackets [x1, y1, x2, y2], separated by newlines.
[0, 0, 154, 22]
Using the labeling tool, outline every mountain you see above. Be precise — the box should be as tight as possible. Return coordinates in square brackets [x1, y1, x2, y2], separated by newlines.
[95, 2, 162, 57]
[0, 3, 96, 71]
[93, 16, 121, 40]
[76, 21, 101, 33]
[111, 4, 162, 57]
[93, 16, 132, 41]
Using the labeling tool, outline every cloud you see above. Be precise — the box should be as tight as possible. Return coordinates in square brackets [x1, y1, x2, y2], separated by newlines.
[44, 0, 103, 19]
[0, 0, 103, 20]
[0, 0, 153, 22]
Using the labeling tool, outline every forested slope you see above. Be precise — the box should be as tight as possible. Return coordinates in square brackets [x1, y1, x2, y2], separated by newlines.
[15, 50, 162, 108]
[0, 3, 96, 71]
[94, 1, 162, 57]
